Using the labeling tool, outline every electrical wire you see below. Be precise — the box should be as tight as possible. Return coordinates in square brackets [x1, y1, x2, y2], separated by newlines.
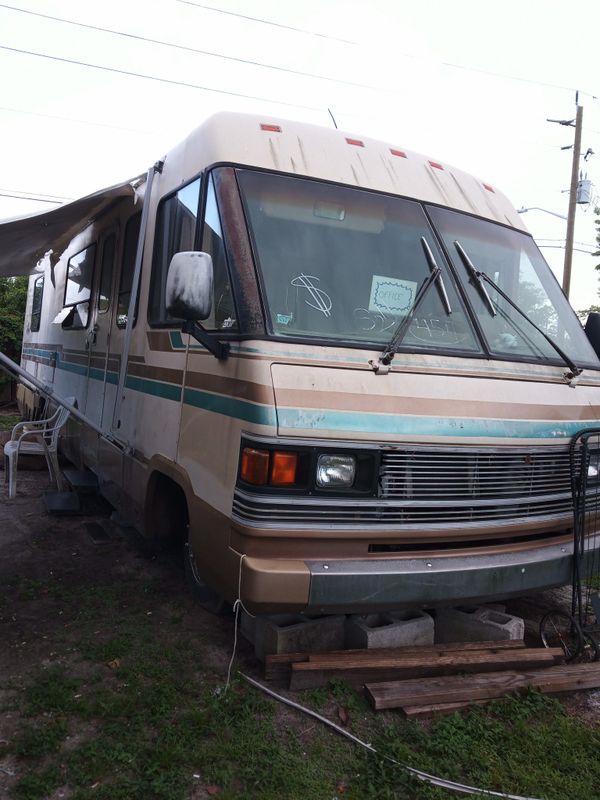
[0, 3, 385, 94]
[0, 191, 64, 204]
[0, 187, 71, 201]
[0, 44, 325, 113]
[241, 673, 542, 800]
[0, 104, 149, 134]
[176, 0, 357, 44]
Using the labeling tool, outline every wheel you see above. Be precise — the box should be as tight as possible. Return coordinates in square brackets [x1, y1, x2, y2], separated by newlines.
[183, 526, 226, 615]
[540, 610, 583, 662]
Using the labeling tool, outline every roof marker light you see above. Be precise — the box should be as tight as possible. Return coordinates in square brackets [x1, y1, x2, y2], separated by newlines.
[483, 183, 495, 193]
[346, 137, 364, 147]
[390, 148, 407, 158]
[260, 123, 281, 132]
[429, 161, 444, 170]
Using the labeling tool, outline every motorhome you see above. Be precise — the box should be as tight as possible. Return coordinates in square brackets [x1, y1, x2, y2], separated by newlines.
[2, 111, 600, 614]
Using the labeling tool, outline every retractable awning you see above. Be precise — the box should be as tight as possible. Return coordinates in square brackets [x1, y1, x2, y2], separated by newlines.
[0, 176, 143, 278]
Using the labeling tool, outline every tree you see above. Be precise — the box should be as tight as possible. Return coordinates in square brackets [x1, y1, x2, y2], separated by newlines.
[0, 276, 28, 393]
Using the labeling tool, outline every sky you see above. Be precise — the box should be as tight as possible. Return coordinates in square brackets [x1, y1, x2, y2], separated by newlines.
[1, 0, 600, 311]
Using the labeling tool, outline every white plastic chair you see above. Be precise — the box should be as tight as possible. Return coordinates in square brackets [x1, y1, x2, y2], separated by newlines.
[3, 397, 75, 499]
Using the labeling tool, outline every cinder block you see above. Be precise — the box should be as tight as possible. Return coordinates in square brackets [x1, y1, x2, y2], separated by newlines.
[345, 609, 434, 649]
[247, 613, 346, 661]
[435, 606, 524, 643]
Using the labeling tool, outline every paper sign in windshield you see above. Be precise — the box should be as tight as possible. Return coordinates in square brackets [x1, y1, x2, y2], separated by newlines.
[369, 275, 417, 316]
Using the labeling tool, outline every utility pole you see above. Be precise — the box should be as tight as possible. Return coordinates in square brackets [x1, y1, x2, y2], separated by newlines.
[563, 104, 583, 299]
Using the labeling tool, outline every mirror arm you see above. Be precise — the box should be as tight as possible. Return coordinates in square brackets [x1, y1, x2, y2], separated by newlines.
[181, 321, 230, 360]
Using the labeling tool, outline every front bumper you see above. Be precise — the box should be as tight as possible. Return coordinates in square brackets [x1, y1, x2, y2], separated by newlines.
[240, 538, 599, 614]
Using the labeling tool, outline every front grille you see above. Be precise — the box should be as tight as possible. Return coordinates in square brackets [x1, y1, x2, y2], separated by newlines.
[379, 447, 574, 500]
[232, 444, 587, 530]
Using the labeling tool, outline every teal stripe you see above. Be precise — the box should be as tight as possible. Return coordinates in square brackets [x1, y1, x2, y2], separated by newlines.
[23, 347, 57, 361]
[183, 387, 276, 426]
[125, 375, 182, 402]
[276, 406, 598, 439]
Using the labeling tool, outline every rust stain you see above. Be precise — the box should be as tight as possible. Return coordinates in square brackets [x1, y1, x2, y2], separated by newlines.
[297, 136, 309, 171]
[268, 139, 280, 170]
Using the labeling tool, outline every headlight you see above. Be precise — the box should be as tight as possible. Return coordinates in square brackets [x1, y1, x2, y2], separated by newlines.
[316, 454, 356, 488]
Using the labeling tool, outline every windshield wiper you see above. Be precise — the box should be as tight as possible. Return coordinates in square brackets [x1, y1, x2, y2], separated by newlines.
[454, 241, 496, 317]
[453, 240, 582, 383]
[370, 237, 451, 374]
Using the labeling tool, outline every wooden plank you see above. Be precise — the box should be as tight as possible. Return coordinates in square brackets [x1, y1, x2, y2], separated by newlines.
[264, 639, 525, 680]
[366, 663, 600, 710]
[290, 648, 562, 690]
[402, 699, 490, 719]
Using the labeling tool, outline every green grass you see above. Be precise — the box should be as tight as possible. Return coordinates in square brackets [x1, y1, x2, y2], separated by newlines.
[6, 577, 600, 799]
[0, 413, 20, 431]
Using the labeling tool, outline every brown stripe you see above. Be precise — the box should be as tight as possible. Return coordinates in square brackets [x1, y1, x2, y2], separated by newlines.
[127, 362, 184, 385]
[185, 370, 273, 405]
[147, 330, 175, 351]
[273, 386, 600, 422]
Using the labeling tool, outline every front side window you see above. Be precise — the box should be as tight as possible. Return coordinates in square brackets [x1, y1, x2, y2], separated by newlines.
[429, 206, 600, 367]
[149, 179, 201, 325]
[30, 275, 44, 332]
[200, 175, 237, 331]
[63, 244, 96, 329]
[238, 170, 479, 352]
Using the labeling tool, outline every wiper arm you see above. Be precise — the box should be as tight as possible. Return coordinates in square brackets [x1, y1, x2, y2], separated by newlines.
[371, 238, 450, 374]
[454, 240, 582, 383]
[454, 240, 496, 317]
[421, 236, 452, 315]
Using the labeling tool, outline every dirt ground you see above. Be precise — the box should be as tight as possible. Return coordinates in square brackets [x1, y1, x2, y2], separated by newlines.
[0, 463, 262, 798]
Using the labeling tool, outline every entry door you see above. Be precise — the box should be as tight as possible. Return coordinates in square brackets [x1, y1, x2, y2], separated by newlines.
[80, 231, 117, 465]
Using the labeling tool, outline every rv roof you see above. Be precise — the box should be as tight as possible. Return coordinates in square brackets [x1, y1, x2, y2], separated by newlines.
[0, 111, 526, 278]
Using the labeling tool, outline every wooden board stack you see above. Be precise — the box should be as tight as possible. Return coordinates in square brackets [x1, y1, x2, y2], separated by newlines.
[264, 640, 600, 717]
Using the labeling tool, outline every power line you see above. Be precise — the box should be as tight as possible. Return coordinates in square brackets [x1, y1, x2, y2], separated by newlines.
[0, 104, 149, 134]
[0, 44, 326, 113]
[0, 187, 71, 200]
[176, 0, 356, 45]
[0, 191, 64, 204]
[0, 3, 381, 94]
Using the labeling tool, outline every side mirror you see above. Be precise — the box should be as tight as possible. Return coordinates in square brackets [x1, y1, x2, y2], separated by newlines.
[166, 251, 213, 321]
[585, 312, 600, 360]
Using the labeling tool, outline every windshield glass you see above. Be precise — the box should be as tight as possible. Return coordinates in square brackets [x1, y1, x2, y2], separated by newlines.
[238, 170, 480, 353]
[429, 206, 600, 367]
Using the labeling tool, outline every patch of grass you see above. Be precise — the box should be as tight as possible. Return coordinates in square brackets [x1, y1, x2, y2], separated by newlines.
[12, 719, 68, 758]
[23, 667, 80, 715]
[0, 413, 20, 431]
[13, 765, 64, 800]
[349, 690, 600, 800]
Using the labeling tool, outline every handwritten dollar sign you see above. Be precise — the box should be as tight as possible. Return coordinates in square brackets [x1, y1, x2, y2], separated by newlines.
[291, 274, 332, 317]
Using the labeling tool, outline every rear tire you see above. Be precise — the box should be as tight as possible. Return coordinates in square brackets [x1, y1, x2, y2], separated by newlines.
[183, 526, 226, 615]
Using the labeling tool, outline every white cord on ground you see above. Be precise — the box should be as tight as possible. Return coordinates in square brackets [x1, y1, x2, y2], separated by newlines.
[222, 553, 254, 697]
[240, 672, 543, 800]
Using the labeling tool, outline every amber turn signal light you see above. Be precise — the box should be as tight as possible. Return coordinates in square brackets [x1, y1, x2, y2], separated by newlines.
[270, 451, 298, 486]
[240, 447, 270, 485]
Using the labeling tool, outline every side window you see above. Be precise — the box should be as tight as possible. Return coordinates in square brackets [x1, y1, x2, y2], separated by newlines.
[117, 213, 142, 328]
[62, 244, 96, 329]
[30, 275, 44, 332]
[201, 175, 237, 331]
[98, 234, 116, 313]
[149, 179, 201, 326]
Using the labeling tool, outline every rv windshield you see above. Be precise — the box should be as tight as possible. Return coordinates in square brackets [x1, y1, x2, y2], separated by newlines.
[428, 206, 600, 368]
[238, 170, 480, 353]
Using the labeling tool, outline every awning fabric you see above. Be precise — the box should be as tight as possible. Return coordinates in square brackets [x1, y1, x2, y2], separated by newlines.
[0, 177, 142, 278]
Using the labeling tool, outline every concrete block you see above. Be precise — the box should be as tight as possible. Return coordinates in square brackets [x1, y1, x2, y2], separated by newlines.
[345, 609, 434, 649]
[247, 613, 346, 661]
[435, 606, 524, 644]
